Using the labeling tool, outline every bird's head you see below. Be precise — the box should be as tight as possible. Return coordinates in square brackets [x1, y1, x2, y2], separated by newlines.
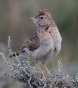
[30, 10, 52, 27]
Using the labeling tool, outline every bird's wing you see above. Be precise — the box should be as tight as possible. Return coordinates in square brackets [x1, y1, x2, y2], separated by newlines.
[21, 32, 40, 51]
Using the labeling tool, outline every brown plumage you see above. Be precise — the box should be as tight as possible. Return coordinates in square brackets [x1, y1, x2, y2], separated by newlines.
[10, 10, 62, 76]
[21, 32, 40, 51]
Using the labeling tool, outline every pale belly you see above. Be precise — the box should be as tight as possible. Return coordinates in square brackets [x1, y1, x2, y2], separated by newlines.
[26, 42, 59, 63]
[25, 31, 62, 63]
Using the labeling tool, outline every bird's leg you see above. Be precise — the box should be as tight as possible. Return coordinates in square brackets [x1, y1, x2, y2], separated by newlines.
[42, 62, 49, 72]
[35, 62, 44, 77]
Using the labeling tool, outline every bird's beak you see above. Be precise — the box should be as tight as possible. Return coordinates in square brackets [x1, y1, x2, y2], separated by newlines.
[29, 16, 37, 21]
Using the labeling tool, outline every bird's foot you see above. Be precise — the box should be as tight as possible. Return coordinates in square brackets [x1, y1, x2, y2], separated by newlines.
[36, 62, 45, 77]
[42, 63, 49, 72]
[39, 71, 45, 77]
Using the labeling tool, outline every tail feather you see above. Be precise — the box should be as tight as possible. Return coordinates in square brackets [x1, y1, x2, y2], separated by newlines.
[9, 50, 25, 58]
[16, 51, 21, 56]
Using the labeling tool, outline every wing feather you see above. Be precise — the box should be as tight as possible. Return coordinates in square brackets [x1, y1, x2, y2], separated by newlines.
[21, 32, 40, 51]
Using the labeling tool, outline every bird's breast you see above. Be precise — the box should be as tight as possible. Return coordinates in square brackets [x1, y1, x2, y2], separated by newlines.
[30, 42, 53, 62]
[51, 27, 62, 56]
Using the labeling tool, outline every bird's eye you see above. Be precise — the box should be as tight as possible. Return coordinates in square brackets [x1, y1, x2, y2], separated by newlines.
[40, 17, 43, 19]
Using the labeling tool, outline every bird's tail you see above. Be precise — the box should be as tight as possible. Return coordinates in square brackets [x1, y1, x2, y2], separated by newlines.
[9, 50, 25, 58]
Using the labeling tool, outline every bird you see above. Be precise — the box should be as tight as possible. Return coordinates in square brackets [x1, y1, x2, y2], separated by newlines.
[10, 10, 62, 76]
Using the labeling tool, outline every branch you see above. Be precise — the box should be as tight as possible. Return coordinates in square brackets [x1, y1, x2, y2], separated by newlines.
[0, 36, 78, 88]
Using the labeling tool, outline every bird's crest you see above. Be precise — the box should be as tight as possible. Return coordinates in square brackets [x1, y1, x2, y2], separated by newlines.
[35, 9, 51, 18]
[39, 9, 51, 17]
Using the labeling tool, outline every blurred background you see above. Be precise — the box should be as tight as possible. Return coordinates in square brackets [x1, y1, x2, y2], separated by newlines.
[0, 0, 78, 88]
